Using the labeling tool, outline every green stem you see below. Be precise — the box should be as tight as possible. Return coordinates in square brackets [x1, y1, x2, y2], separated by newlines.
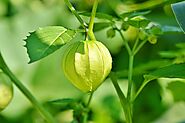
[88, 0, 99, 40]
[64, 0, 88, 29]
[132, 80, 149, 102]
[127, 54, 134, 102]
[110, 72, 132, 123]
[134, 39, 147, 55]
[86, 92, 94, 107]
[0, 53, 56, 123]
[132, 37, 139, 52]
[82, 92, 94, 123]
[117, 29, 132, 55]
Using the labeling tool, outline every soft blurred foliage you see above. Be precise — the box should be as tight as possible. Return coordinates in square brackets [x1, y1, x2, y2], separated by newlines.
[0, 0, 185, 123]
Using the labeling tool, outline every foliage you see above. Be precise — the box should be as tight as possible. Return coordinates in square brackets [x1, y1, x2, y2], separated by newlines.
[0, 0, 185, 123]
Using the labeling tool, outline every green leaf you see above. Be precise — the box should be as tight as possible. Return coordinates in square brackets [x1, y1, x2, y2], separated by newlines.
[116, 0, 168, 14]
[146, 23, 163, 35]
[121, 10, 151, 19]
[94, 22, 112, 32]
[116, 59, 171, 78]
[106, 28, 116, 38]
[144, 63, 185, 82]
[79, 12, 113, 21]
[24, 26, 76, 63]
[172, 1, 185, 33]
[167, 81, 185, 101]
[128, 16, 150, 28]
[134, 63, 185, 100]
[47, 98, 78, 110]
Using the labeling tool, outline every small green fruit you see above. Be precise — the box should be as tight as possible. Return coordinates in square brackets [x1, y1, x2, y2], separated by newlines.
[123, 26, 139, 42]
[148, 35, 157, 44]
[0, 72, 13, 111]
[62, 40, 112, 92]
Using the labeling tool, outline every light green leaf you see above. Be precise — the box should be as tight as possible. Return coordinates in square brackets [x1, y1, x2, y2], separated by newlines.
[167, 81, 185, 101]
[172, 1, 185, 33]
[24, 26, 76, 63]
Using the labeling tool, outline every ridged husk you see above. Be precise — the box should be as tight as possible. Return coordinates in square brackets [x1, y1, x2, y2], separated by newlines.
[62, 40, 112, 92]
[0, 72, 13, 111]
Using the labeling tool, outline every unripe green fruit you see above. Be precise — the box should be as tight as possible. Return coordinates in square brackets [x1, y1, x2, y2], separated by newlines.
[62, 40, 112, 92]
[123, 26, 139, 42]
[0, 72, 13, 111]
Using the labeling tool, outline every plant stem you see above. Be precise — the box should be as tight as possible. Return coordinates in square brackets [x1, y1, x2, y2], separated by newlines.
[132, 80, 149, 102]
[0, 53, 56, 123]
[127, 54, 134, 102]
[110, 72, 132, 123]
[82, 92, 94, 123]
[132, 37, 139, 52]
[86, 92, 94, 107]
[64, 0, 88, 29]
[117, 29, 132, 55]
[134, 39, 147, 55]
[88, 0, 99, 40]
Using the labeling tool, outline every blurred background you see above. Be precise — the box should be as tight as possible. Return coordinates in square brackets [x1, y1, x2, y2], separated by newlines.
[0, 0, 185, 123]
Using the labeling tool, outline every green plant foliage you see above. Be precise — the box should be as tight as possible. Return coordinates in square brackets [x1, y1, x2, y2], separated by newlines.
[121, 10, 151, 19]
[1, 0, 185, 122]
[94, 22, 112, 32]
[128, 16, 151, 28]
[48, 98, 79, 111]
[25, 26, 76, 63]
[79, 12, 113, 21]
[172, 1, 185, 32]
[107, 28, 116, 38]
[144, 63, 185, 83]
[167, 81, 185, 101]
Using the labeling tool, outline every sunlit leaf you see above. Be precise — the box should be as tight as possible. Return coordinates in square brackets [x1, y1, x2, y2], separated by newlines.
[24, 26, 76, 63]
[172, 1, 185, 33]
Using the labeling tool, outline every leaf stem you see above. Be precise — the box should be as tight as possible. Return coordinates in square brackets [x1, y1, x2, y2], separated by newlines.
[0, 52, 56, 123]
[127, 54, 134, 102]
[132, 80, 149, 102]
[117, 29, 132, 55]
[86, 92, 94, 107]
[110, 72, 132, 123]
[134, 39, 147, 55]
[88, 0, 99, 40]
[64, 0, 88, 29]
[132, 37, 139, 52]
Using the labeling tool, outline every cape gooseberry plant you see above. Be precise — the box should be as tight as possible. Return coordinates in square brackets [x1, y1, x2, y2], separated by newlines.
[0, 0, 185, 123]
